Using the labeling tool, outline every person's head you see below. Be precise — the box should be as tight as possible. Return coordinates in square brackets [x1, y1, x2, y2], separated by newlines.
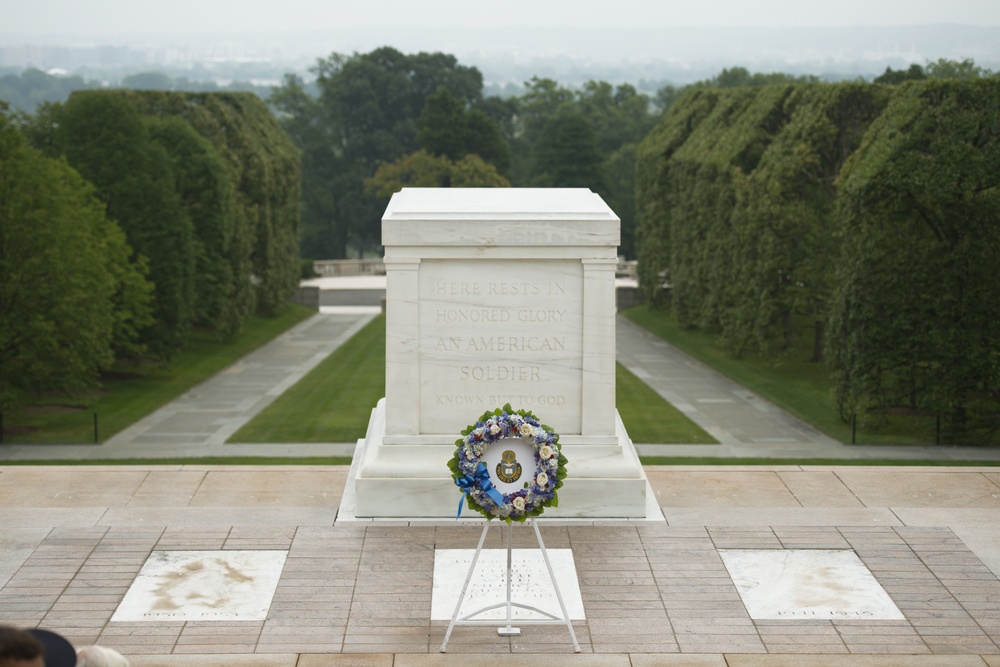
[0, 626, 44, 667]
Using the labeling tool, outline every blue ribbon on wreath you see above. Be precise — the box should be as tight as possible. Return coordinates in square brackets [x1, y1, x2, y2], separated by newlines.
[455, 462, 504, 519]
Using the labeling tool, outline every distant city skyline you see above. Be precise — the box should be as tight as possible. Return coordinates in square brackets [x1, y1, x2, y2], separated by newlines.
[4, 0, 1000, 38]
[4, 1, 1000, 89]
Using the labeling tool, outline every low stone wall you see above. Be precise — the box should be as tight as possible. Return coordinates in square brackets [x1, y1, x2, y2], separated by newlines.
[616, 285, 644, 311]
[289, 285, 320, 310]
[313, 259, 385, 277]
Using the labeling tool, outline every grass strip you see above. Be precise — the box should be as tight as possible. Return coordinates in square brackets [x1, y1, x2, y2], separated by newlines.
[230, 314, 716, 444]
[623, 305, 947, 446]
[229, 314, 386, 443]
[616, 363, 717, 444]
[4, 305, 315, 444]
[0, 457, 354, 466]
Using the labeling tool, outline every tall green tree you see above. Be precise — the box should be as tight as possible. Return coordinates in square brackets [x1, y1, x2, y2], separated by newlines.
[270, 73, 340, 261]
[0, 109, 152, 409]
[635, 88, 723, 305]
[733, 84, 890, 359]
[510, 77, 575, 186]
[273, 47, 485, 258]
[364, 149, 509, 196]
[531, 106, 606, 191]
[146, 115, 240, 337]
[604, 142, 639, 257]
[106, 90, 300, 320]
[925, 57, 992, 79]
[417, 87, 510, 173]
[54, 91, 196, 361]
[0, 68, 91, 113]
[574, 81, 657, 257]
[830, 79, 1000, 442]
[874, 63, 927, 85]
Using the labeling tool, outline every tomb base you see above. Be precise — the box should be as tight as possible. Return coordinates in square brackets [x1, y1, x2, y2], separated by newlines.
[344, 399, 651, 519]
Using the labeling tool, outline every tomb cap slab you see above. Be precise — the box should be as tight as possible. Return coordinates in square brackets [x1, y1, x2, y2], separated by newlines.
[382, 188, 619, 248]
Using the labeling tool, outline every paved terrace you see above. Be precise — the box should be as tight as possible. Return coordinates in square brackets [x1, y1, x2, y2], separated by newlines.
[1, 464, 999, 665]
[1, 288, 999, 665]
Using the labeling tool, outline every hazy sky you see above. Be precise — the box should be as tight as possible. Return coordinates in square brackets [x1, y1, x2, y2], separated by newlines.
[6, 0, 1000, 36]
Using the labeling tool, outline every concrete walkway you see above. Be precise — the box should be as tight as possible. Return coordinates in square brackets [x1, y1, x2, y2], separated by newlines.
[616, 316, 1000, 463]
[0, 310, 376, 462]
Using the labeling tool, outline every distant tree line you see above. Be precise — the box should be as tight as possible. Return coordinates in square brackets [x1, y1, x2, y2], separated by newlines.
[873, 57, 993, 84]
[0, 68, 273, 114]
[0, 91, 300, 411]
[277, 55, 992, 264]
[635, 77, 1000, 444]
[270, 46, 661, 260]
[7, 54, 992, 267]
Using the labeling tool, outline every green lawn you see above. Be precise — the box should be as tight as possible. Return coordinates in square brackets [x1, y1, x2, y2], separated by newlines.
[616, 363, 718, 444]
[623, 305, 945, 447]
[229, 314, 387, 443]
[3, 305, 315, 444]
[0, 456, 353, 466]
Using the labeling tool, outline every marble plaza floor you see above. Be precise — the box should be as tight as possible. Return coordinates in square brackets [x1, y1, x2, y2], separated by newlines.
[2, 303, 1000, 664]
[1, 464, 999, 666]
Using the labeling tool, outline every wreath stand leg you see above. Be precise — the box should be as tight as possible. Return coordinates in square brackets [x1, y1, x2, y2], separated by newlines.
[439, 519, 581, 653]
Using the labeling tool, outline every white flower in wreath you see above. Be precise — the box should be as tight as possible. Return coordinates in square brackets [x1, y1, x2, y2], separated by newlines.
[535, 472, 549, 487]
[538, 445, 554, 460]
[519, 423, 534, 437]
[489, 423, 501, 435]
[512, 496, 526, 511]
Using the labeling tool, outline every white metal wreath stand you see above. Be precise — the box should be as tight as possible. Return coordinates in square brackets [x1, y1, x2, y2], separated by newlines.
[439, 518, 581, 653]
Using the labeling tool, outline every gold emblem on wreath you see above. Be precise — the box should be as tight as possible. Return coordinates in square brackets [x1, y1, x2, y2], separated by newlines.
[496, 449, 522, 483]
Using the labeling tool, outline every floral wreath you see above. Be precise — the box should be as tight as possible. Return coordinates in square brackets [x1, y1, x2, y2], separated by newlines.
[448, 403, 568, 522]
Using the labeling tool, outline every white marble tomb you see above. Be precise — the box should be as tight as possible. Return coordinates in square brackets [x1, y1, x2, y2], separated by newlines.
[719, 549, 904, 620]
[350, 188, 649, 518]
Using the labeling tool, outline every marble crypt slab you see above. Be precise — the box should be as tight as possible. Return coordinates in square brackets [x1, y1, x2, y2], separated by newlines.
[111, 550, 287, 622]
[431, 548, 585, 621]
[719, 549, 905, 621]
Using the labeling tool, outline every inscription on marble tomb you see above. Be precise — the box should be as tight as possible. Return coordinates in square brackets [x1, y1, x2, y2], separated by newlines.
[418, 260, 583, 432]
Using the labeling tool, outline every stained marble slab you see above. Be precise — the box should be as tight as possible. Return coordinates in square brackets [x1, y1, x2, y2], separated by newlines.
[431, 548, 585, 621]
[719, 549, 904, 621]
[112, 550, 287, 622]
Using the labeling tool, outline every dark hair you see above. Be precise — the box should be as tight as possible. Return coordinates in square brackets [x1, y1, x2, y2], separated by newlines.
[0, 626, 44, 660]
